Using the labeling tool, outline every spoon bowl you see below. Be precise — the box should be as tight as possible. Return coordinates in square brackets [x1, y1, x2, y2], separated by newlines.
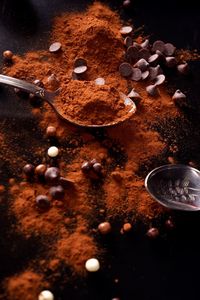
[145, 164, 200, 211]
[0, 74, 136, 128]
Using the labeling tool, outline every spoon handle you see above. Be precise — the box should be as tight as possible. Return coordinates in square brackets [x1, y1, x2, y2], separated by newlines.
[0, 74, 54, 102]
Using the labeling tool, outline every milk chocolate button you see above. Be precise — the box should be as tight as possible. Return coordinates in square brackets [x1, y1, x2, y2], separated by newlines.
[49, 42, 62, 53]
[152, 40, 165, 53]
[131, 68, 142, 81]
[164, 43, 176, 56]
[119, 62, 133, 77]
[120, 26, 133, 35]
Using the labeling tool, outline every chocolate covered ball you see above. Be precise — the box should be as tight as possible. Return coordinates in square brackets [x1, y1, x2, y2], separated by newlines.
[36, 195, 50, 210]
[45, 167, 60, 185]
[49, 185, 65, 199]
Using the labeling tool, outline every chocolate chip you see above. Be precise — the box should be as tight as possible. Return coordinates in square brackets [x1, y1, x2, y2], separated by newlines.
[49, 42, 62, 53]
[120, 26, 133, 35]
[47, 74, 60, 89]
[81, 161, 92, 172]
[45, 167, 60, 185]
[74, 65, 87, 75]
[146, 84, 158, 96]
[23, 164, 35, 177]
[153, 74, 165, 86]
[133, 42, 141, 49]
[141, 70, 149, 80]
[49, 185, 65, 200]
[134, 58, 149, 71]
[165, 219, 175, 230]
[147, 227, 159, 238]
[93, 162, 102, 174]
[172, 89, 186, 106]
[149, 65, 163, 80]
[36, 195, 51, 210]
[164, 43, 176, 56]
[124, 36, 133, 48]
[3, 50, 13, 60]
[98, 222, 111, 234]
[155, 50, 166, 62]
[46, 126, 57, 137]
[138, 48, 150, 60]
[119, 62, 133, 77]
[152, 40, 165, 53]
[123, 0, 131, 8]
[165, 56, 177, 68]
[177, 63, 189, 75]
[35, 164, 47, 177]
[148, 53, 159, 64]
[131, 68, 142, 81]
[126, 46, 139, 62]
[127, 89, 141, 100]
[74, 58, 87, 68]
[140, 39, 149, 49]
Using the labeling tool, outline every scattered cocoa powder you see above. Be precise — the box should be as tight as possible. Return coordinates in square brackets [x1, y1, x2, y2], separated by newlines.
[0, 2, 199, 300]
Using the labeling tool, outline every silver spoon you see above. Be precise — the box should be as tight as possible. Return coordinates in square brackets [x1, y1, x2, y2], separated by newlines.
[0, 74, 136, 128]
[145, 164, 200, 211]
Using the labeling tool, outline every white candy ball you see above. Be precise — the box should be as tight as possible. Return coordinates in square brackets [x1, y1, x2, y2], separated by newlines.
[47, 146, 59, 158]
[85, 258, 100, 272]
[94, 77, 105, 86]
[38, 290, 54, 300]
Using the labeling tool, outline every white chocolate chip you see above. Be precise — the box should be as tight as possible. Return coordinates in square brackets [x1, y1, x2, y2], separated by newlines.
[38, 290, 54, 300]
[85, 258, 100, 272]
[47, 146, 59, 158]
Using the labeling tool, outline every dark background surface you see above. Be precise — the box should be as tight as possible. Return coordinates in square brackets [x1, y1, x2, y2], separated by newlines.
[0, 1, 200, 300]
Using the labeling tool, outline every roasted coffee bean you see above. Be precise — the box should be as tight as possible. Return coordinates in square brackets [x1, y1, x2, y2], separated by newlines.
[49, 42, 62, 53]
[49, 185, 65, 200]
[120, 26, 133, 35]
[3, 50, 13, 60]
[165, 56, 177, 68]
[98, 221, 111, 234]
[164, 43, 176, 56]
[147, 227, 159, 238]
[36, 195, 51, 210]
[45, 167, 60, 185]
[35, 164, 47, 177]
[23, 164, 35, 177]
[119, 62, 133, 77]
[146, 84, 158, 96]
[46, 126, 57, 137]
[177, 63, 189, 75]
[131, 68, 142, 81]
[152, 40, 165, 53]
